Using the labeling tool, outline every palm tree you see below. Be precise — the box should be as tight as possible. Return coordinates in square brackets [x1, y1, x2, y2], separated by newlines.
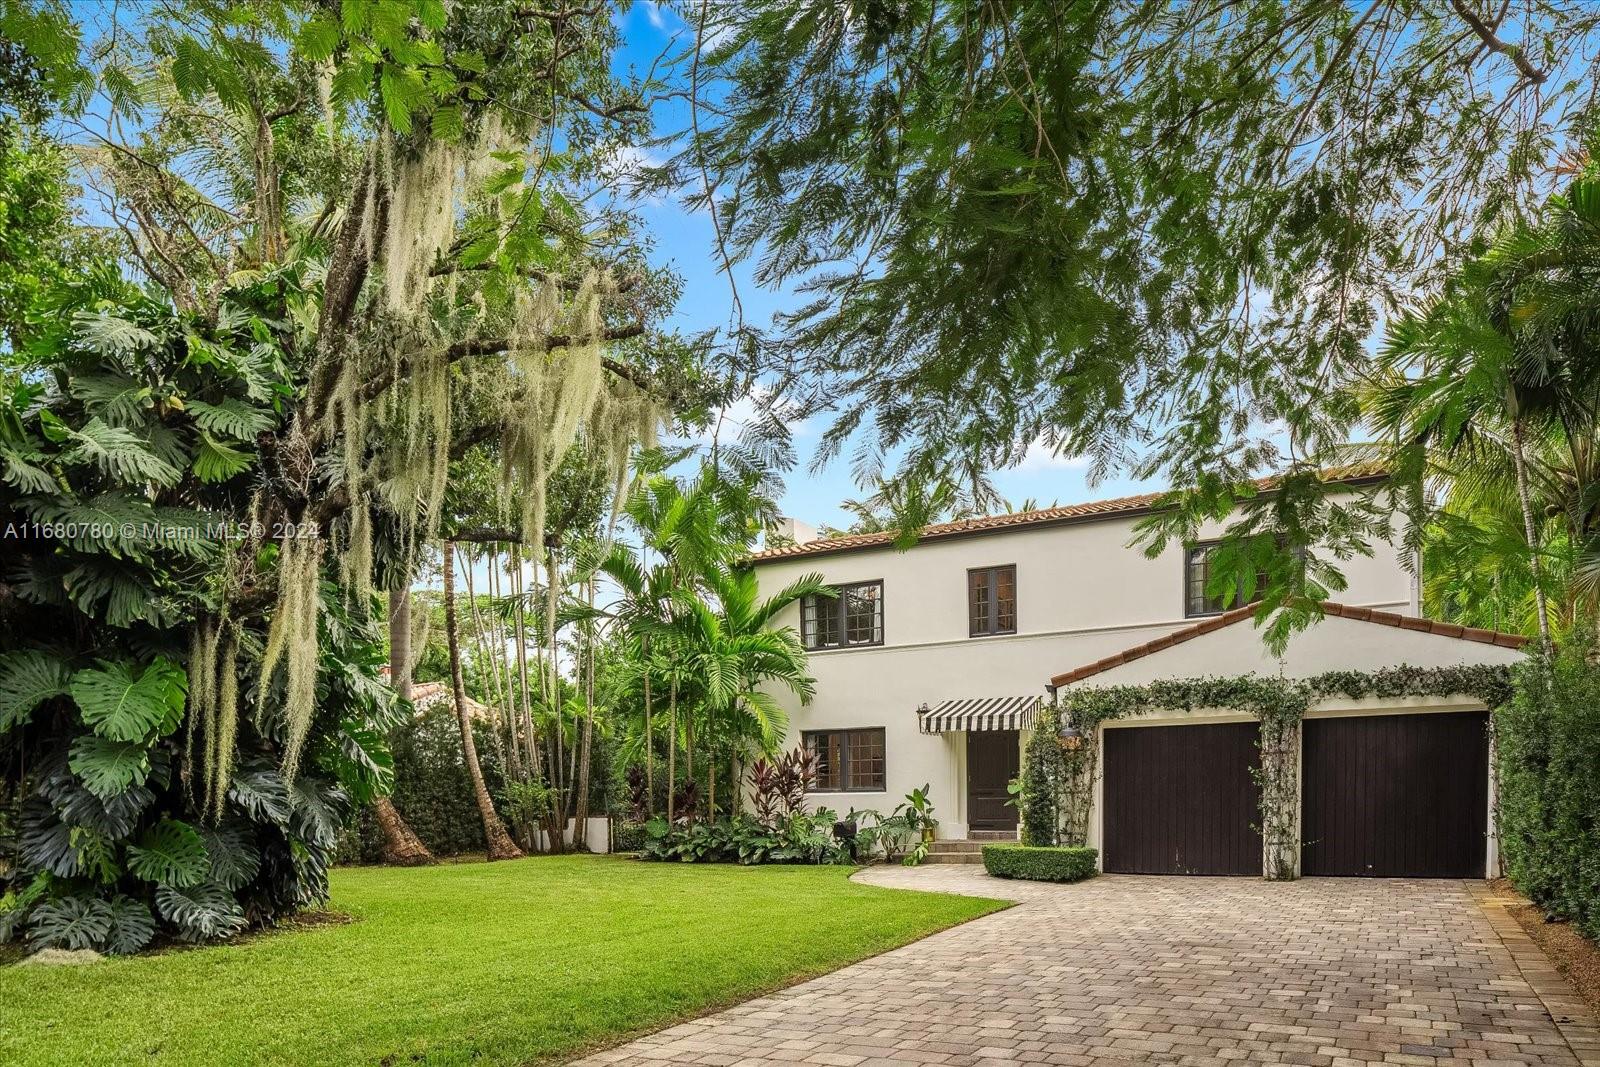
[1368, 166, 1600, 644]
[442, 540, 523, 860]
[669, 565, 827, 816]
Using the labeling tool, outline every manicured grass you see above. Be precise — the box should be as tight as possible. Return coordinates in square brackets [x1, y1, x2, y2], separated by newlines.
[1, 856, 1005, 1066]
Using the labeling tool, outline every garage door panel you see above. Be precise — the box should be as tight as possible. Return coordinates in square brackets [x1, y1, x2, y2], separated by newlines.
[1301, 712, 1488, 878]
[1103, 722, 1261, 876]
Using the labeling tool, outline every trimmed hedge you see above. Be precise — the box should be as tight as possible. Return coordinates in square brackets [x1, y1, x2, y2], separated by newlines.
[1496, 641, 1600, 941]
[982, 844, 1098, 883]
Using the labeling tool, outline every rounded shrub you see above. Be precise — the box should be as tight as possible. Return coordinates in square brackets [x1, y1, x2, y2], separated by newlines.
[981, 843, 1098, 883]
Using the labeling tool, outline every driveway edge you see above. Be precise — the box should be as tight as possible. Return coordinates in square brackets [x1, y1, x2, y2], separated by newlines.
[1471, 881, 1600, 1066]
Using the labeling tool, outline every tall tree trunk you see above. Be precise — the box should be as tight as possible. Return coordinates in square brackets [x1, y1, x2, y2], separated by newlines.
[444, 541, 523, 861]
[511, 545, 539, 785]
[642, 638, 654, 816]
[666, 677, 678, 822]
[1511, 413, 1553, 650]
[462, 548, 511, 777]
[544, 541, 566, 852]
[573, 574, 595, 849]
[376, 582, 435, 866]
[546, 543, 563, 798]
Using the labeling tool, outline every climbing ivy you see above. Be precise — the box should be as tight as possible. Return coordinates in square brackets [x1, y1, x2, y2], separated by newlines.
[1048, 663, 1515, 880]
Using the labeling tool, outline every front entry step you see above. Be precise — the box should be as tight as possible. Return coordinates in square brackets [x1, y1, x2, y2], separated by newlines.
[918, 838, 1009, 864]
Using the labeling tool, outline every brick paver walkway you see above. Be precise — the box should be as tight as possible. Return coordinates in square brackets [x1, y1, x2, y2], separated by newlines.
[575, 866, 1599, 1067]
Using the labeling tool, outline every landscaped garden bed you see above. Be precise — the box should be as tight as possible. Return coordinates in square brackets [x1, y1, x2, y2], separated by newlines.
[982, 844, 1099, 883]
[0, 855, 1004, 1066]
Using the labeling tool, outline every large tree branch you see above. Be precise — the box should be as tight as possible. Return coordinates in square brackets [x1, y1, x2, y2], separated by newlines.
[354, 323, 652, 405]
[1449, 0, 1547, 84]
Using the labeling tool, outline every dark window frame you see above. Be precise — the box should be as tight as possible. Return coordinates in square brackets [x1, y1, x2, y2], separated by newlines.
[1183, 540, 1274, 618]
[803, 727, 887, 793]
[967, 564, 1018, 637]
[800, 580, 885, 651]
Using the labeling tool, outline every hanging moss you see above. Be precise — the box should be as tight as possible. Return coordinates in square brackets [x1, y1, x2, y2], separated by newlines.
[257, 529, 325, 783]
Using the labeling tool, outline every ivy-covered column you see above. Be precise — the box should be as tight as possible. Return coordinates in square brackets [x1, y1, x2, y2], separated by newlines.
[1058, 724, 1098, 848]
[1256, 709, 1303, 881]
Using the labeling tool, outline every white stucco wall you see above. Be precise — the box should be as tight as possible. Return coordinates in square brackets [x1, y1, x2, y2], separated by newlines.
[751, 495, 1422, 838]
[1072, 612, 1525, 688]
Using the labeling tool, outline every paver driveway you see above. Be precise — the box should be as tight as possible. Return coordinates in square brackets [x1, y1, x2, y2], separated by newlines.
[575, 865, 1598, 1067]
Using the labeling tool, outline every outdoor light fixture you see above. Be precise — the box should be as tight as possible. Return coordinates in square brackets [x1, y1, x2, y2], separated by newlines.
[1059, 723, 1084, 750]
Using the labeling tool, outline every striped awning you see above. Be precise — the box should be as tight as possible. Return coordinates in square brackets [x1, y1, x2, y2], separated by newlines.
[917, 695, 1041, 734]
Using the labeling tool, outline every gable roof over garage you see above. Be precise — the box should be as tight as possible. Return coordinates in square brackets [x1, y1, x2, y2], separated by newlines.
[1049, 602, 1528, 689]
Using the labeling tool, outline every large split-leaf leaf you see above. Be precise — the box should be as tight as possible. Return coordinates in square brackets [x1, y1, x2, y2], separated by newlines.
[62, 417, 181, 487]
[71, 658, 187, 742]
[186, 397, 274, 439]
[19, 799, 79, 877]
[68, 735, 152, 799]
[200, 819, 261, 891]
[226, 764, 291, 825]
[104, 895, 156, 955]
[126, 818, 209, 887]
[0, 650, 71, 732]
[192, 429, 252, 482]
[46, 771, 153, 840]
[155, 882, 246, 942]
[27, 895, 114, 951]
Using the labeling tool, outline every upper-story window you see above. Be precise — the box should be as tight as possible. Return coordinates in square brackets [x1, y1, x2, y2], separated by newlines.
[1185, 541, 1267, 617]
[801, 580, 884, 650]
[968, 564, 1017, 637]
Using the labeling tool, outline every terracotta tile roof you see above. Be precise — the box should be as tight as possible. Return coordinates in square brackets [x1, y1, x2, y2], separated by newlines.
[747, 463, 1389, 563]
[1048, 601, 1530, 688]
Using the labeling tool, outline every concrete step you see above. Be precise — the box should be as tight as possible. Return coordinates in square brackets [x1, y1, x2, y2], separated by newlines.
[922, 851, 984, 864]
[927, 840, 984, 853]
[967, 830, 1018, 842]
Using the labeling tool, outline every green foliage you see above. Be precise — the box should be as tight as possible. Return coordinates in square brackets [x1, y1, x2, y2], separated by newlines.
[1062, 665, 1516, 731]
[153, 882, 246, 943]
[71, 658, 187, 743]
[1496, 643, 1600, 940]
[345, 704, 509, 859]
[26, 895, 113, 951]
[0, 650, 70, 731]
[981, 844, 1098, 883]
[125, 819, 209, 888]
[639, 811, 851, 866]
[1018, 704, 1065, 846]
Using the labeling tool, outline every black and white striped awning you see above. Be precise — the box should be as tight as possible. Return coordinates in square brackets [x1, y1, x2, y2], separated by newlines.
[917, 695, 1041, 734]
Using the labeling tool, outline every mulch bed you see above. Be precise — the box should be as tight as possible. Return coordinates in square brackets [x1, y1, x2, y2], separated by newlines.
[1494, 878, 1600, 1021]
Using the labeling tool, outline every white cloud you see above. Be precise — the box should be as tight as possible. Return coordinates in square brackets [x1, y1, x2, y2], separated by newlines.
[1014, 438, 1091, 472]
[643, 1, 669, 30]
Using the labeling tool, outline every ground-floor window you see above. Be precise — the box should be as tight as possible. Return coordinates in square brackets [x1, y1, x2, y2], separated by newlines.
[804, 727, 886, 791]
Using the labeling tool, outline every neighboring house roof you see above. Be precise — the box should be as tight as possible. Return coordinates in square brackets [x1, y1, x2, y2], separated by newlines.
[1048, 601, 1530, 688]
[747, 463, 1388, 564]
[406, 680, 494, 720]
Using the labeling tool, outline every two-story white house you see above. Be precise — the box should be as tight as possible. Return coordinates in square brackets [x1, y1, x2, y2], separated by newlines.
[748, 467, 1528, 878]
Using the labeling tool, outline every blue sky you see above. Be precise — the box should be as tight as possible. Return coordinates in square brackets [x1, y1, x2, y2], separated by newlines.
[610, 3, 1162, 534]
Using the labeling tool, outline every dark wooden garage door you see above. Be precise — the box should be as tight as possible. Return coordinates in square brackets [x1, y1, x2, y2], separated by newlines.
[1103, 722, 1261, 875]
[1301, 711, 1488, 878]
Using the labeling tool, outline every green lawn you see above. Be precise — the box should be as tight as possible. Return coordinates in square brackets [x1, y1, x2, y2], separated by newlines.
[1, 856, 1005, 1066]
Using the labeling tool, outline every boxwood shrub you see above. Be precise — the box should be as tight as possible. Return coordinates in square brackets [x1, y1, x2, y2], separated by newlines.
[982, 844, 1098, 883]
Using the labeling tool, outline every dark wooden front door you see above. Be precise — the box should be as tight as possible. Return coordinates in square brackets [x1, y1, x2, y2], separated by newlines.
[1103, 722, 1262, 875]
[966, 730, 1019, 831]
[1301, 712, 1488, 878]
